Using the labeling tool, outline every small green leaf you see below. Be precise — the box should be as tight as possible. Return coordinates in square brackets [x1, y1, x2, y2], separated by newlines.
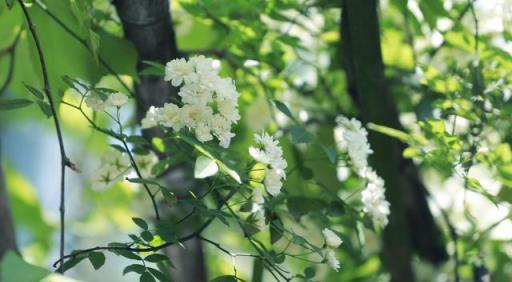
[36, 100, 53, 118]
[132, 217, 149, 230]
[5, 0, 15, 9]
[290, 126, 315, 144]
[127, 135, 149, 145]
[0, 98, 33, 110]
[23, 83, 44, 100]
[274, 100, 295, 121]
[147, 267, 169, 281]
[162, 190, 177, 206]
[304, 266, 315, 278]
[88, 252, 105, 270]
[194, 155, 219, 179]
[270, 217, 284, 244]
[140, 271, 156, 282]
[141, 230, 153, 242]
[144, 254, 168, 263]
[367, 123, 410, 142]
[123, 264, 146, 275]
[321, 144, 337, 164]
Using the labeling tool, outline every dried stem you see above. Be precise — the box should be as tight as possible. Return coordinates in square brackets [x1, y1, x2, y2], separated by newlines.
[17, 0, 71, 273]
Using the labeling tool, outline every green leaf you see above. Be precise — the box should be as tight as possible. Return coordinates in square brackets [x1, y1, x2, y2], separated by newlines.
[141, 230, 154, 242]
[61, 252, 88, 272]
[144, 254, 168, 263]
[23, 83, 45, 100]
[0, 99, 33, 111]
[142, 61, 165, 74]
[127, 135, 149, 145]
[367, 123, 410, 142]
[132, 217, 149, 230]
[304, 266, 316, 278]
[140, 271, 156, 282]
[291, 234, 307, 245]
[290, 126, 315, 144]
[162, 190, 177, 206]
[5, 0, 15, 9]
[194, 155, 219, 179]
[321, 144, 337, 164]
[88, 252, 106, 270]
[123, 264, 146, 275]
[274, 100, 294, 120]
[147, 267, 169, 281]
[36, 100, 53, 118]
[270, 217, 284, 244]
[287, 196, 325, 221]
[0, 251, 50, 282]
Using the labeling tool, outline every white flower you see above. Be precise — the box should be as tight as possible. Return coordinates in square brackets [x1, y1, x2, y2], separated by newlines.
[361, 174, 390, 227]
[91, 149, 131, 190]
[322, 228, 343, 249]
[264, 168, 283, 196]
[195, 123, 213, 142]
[104, 149, 131, 171]
[106, 92, 128, 107]
[165, 58, 195, 87]
[252, 188, 265, 206]
[141, 106, 160, 129]
[210, 114, 235, 148]
[249, 132, 288, 196]
[326, 250, 340, 272]
[159, 103, 183, 130]
[85, 94, 106, 111]
[335, 116, 373, 173]
[180, 104, 213, 128]
[254, 209, 266, 231]
[135, 152, 158, 178]
[214, 77, 239, 101]
[217, 99, 240, 123]
[190, 55, 218, 76]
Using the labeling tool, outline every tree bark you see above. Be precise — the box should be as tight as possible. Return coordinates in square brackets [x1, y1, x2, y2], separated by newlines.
[339, 0, 447, 281]
[0, 138, 18, 259]
[113, 1, 208, 281]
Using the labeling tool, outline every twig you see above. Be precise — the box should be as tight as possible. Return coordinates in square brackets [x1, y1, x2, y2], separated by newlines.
[0, 30, 22, 95]
[32, 1, 135, 97]
[53, 181, 243, 269]
[17, 0, 71, 273]
[115, 112, 161, 220]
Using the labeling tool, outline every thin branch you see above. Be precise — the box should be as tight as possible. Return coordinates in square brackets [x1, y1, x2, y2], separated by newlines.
[0, 30, 22, 95]
[53, 181, 243, 269]
[116, 114, 161, 220]
[33, 1, 135, 97]
[17, 0, 71, 273]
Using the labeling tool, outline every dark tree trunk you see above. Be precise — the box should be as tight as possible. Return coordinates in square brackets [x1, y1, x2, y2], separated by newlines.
[113, 1, 208, 281]
[0, 139, 18, 259]
[339, 0, 447, 281]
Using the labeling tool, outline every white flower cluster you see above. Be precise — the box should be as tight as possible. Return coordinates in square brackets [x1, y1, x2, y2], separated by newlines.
[360, 168, 390, 227]
[335, 116, 390, 227]
[322, 228, 342, 272]
[335, 116, 373, 174]
[249, 132, 288, 196]
[85, 92, 129, 111]
[91, 149, 157, 190]
[141, 56, 240, 148]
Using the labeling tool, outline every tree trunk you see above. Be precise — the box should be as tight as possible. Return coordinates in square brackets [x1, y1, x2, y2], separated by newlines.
[0, 138, 18, 259]
[113, 1, 208, 281]
[339, 0, 447, 281]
